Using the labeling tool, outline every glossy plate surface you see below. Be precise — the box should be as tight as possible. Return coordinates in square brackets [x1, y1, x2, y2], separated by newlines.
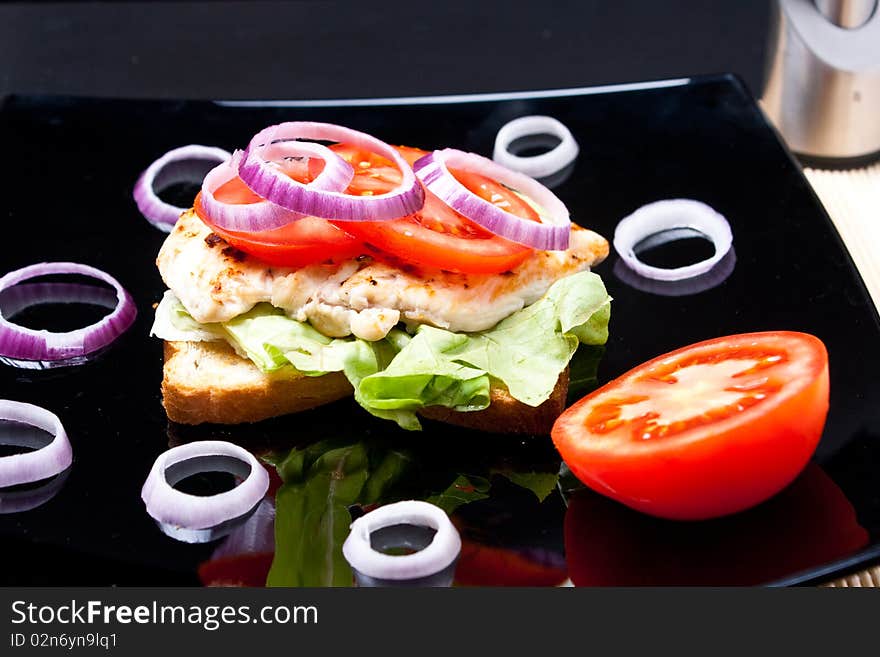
[1, 75, 878, 586]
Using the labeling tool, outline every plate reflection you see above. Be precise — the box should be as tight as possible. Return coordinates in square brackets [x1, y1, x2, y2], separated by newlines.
[564, 463, 868, 586]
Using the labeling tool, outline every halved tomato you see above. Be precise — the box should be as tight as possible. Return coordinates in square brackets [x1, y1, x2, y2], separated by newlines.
[552, 332, 830, 520]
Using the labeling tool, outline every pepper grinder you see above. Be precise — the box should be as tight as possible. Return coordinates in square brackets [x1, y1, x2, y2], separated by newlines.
[761, 0, 880, 163]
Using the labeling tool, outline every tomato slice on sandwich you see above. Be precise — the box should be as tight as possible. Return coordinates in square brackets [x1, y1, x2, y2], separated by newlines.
[196, 143, 540, 274]
[195, 176, 365, 268]
[552, 332, 830, 520]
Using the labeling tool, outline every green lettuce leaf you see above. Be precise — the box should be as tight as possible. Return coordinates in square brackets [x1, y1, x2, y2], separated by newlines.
[151, 291, 224, 342]
[341, 333, 422, 430]
[266, 441, 371, 587]
[222, 304, 322, 372]
[355, 271, 610, 418]
[358, 327, 492, 413]
[425, 474, 491, 514]
[443, 271, 610, 406]
[491, 470, 559, 502]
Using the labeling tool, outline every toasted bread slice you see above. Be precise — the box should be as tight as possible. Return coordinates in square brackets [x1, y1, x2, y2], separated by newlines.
[162, 340, 567, 434]
[162, 341, 352, 425]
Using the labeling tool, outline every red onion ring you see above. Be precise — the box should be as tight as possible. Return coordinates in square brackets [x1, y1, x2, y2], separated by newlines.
[492, 115, 579, 179]
[134, 144, 232, 232]
[0, 263, 137, 364]
[198, 141, 355, 232]
[342, 500, 461, 584]
[613, 199, 733, 281]
[413, 149, 571, 251]
[141, 441, 269, 535]
[239, 122, 424, 222]
[0, 400, 72, 488]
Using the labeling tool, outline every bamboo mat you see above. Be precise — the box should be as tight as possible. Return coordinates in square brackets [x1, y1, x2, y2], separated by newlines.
[825, 565, 880, 588]
[803, 163, 880, 587]
[804, 164, 880, 309]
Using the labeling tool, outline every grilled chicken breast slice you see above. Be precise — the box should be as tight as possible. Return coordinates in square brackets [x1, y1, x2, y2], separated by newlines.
[157, 210, 608, 340]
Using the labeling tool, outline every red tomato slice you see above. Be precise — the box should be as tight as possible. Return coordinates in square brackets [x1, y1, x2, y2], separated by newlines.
[195, 177, 365, 268]
[329, 145, 538, 274]
[552, 332, 830, 520]
[196, 143, 540, 273]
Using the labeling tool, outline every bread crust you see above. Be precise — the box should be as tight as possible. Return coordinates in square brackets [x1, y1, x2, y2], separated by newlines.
[162, 340, 568, 433]
[162, 341, 352, 425]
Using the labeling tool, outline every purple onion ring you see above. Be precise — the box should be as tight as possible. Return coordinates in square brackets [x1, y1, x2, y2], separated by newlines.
[0, 262, 137, 364]
[239, 121, 424, 222]
[198, 141, 354, 233]
[134, 144, 232, 232]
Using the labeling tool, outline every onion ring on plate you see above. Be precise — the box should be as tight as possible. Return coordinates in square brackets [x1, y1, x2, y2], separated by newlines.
[198, 141, 354, 233]
[343, 500, 461, 586]
[141, 441, 269, 543]
[239, 122, 424, 222]
[0, 263, 137, 367]
[613, 199, 733, 281]
[0, 400, 72, 489]
[134, 144, 232, 232]
[413, 149, 571, 251]
[492, 115, 579, 179]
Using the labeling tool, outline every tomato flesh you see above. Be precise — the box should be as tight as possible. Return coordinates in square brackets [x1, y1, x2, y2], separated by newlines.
[552, 332, 830, 520]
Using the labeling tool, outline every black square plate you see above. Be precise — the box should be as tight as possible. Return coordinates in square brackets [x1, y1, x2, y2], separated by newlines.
[1, 75, 878, 586]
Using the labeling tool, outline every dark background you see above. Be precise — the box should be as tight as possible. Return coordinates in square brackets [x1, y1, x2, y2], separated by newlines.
[1, 1, 772, 101]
